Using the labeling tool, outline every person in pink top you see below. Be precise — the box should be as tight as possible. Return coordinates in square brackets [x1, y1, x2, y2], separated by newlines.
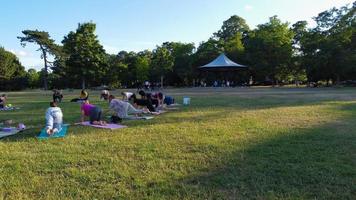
[80, 100, 107, 125]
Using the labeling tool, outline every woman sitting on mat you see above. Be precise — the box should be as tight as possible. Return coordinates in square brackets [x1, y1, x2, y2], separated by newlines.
[71, 89, 89, 102]
[45, 101, 63, 135]
[80, 100, 106, 125]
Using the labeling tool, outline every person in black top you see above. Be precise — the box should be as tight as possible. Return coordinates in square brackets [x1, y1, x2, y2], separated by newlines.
[0, 94, 7, 108]
[52, 90, 63, 103]
[130, 91, 156, 112]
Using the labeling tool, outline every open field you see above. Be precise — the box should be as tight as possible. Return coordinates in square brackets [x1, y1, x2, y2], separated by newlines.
[0, 87, 355, 199]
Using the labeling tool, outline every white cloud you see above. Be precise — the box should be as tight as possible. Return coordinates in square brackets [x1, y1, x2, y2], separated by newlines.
[103, 41, 158, 54]
[18, 50, 29, 57]
[103, 44, 121, 54]
[244, 5, 253, 11]
[9, 49, 31, 57]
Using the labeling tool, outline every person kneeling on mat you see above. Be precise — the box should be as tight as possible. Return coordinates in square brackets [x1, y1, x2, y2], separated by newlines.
[100, 90, 110, 101]
[45, 101, 63, 135]
[71, 89, 89, 102]
[0, 94, 8, 108]
[108, 95, 145, 122]
[158, 92, 175, 106]
[80, 100, 106, 125]
[129, 94, 156, 112]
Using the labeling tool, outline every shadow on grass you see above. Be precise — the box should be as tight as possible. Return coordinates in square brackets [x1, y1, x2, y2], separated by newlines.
[146, 104, 356, 199]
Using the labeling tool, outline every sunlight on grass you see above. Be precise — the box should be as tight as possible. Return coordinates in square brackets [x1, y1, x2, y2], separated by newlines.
[0, 88, 355, 199]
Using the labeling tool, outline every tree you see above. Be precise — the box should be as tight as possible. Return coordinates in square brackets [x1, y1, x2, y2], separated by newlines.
[0, 47, 21, 80]
[290, 21, 309, 85]
[161, 42, 195, 86]
[298, 3, 356, 84]
[62, 22, 108, 89]
[223, 33, 246, 64]
[134, 50, 151, 84]
[106, 53, 128, 88]
[150, 45, 174, 87]
[245, 16, 294, 84]
[0, 47, 27, 90]
[18, 30, 59, 90]
[214, 15, 250, 41]
[26, 68, 40, 88]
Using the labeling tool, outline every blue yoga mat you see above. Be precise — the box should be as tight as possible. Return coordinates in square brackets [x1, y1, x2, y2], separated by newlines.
[38, 124, 69, 139]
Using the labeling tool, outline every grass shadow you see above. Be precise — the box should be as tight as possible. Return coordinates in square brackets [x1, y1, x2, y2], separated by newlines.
[147, 104, 356, 199]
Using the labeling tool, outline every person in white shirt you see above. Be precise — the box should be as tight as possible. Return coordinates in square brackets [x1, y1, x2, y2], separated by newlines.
[121, 92, 133, 101]
[108, 95, 144, 119]
[45, 101, 63, 135]
[100, 90, 110, 101]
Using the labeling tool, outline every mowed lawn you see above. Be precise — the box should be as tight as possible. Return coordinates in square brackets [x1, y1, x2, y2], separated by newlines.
[0, 87, 355, 199]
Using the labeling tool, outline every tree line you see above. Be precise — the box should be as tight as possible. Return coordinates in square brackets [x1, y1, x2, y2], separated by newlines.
[0, 2, 354, 90]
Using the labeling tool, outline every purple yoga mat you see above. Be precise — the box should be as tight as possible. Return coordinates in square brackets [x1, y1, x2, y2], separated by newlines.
[80, 121, 127, 130]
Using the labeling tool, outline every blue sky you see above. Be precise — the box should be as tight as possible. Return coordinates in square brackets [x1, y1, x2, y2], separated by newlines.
[0, 0, 353, 70]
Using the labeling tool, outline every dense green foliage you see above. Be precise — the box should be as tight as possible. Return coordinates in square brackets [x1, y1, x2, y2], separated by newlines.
[245, 16, 294, 84]
[61, 23, 109, 89]
[0, 47, 27, 90]
[0, 88, 355, 199]
[0, 2, 354, 90]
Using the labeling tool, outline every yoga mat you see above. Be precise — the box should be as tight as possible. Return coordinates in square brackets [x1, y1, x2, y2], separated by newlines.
[164, 107, 179, 110]
[79, 121, 127, 130]
[167, 103, 180, 107]
[158, 110, 167, 114]
[38, 124, 69, 139]
[0, 107, 19, 111]
[0, 128, 20, 139]
[125, 116, 154, 120]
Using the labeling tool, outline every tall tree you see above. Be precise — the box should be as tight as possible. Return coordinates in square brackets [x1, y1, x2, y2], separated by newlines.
[290, 21, 309, 85]
[161, 42, 195, 86]
[134, 50, 151, 84]
[18, 30, 58, 90]
[0, 47, 27, 90]
[62, 23, 108, 89]
[0, 47, 21, 80]
[26, 68, 40, 88]
[106, 53, 128, 88]
[214, 15, 250, 41]
[150, 45, 174, 88]
[245, 16, 294, 84]
[298, 2, 355, 84]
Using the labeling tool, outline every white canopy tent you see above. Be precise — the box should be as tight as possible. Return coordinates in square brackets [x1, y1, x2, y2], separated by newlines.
[199, 53, 247, 70]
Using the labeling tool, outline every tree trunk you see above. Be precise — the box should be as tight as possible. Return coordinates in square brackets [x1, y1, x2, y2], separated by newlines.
[336, 75, 340, 85]
[42, 48, 48, 90]
[82, 77, 86, 89]
[160, 76, 163, 89]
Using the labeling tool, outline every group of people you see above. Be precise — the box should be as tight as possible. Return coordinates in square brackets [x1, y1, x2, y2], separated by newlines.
[45, 89, 175, 135]
[213, 80, 232, 87]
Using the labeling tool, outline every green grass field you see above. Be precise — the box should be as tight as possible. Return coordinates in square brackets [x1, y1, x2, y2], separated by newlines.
[0, 87, 355, 199]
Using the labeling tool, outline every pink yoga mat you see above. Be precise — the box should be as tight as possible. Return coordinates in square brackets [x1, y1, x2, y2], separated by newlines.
[79, 122, 127, 130]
